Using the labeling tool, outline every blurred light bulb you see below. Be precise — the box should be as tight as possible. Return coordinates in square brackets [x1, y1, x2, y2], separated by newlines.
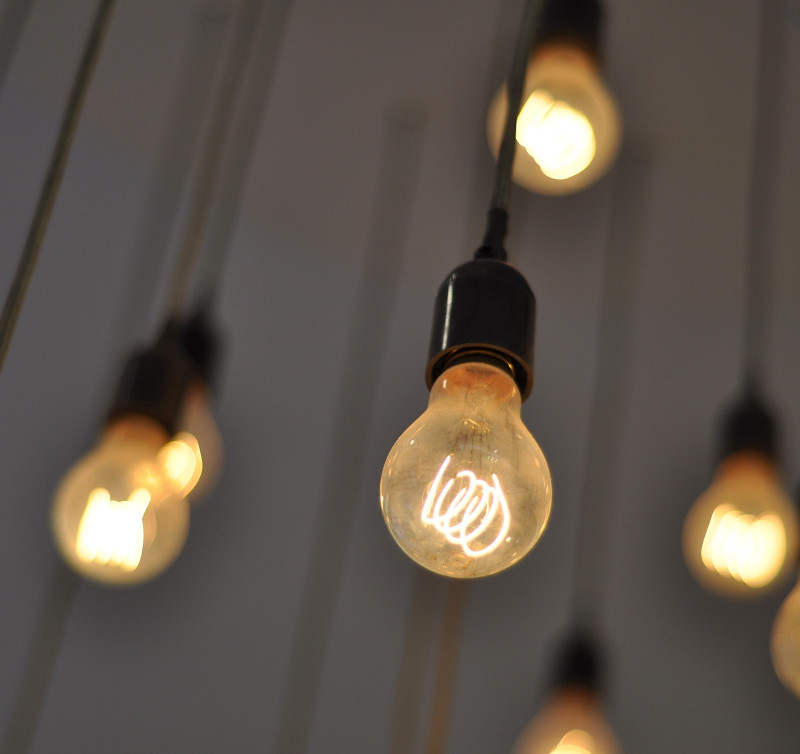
[682, 451, 799, 597]
[487, 43, 621, 195]
[51, 415, 190, 586]
[513, 686, 622, 754]
[380, 361, 551, 578]
[160, 382, 223, 501]
[771, 578, 800, 698]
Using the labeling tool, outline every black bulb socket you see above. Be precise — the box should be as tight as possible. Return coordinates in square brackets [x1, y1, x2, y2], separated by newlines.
[177, 307, 222, 392]
[534, 0, 603, 61]
[716, 387, 778, 465]
[425, 258, 536, 400]
[551, 631, 602, 692]
[107, 329, 197, 436]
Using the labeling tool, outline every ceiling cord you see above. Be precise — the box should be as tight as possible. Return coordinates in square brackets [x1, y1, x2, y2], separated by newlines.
[476, 0, 543, 261]
[163, 0, 266, 320]
[742, 0, 785, 383]
[0, 0, 115, 377]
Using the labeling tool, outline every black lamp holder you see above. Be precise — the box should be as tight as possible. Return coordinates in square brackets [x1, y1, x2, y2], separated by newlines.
[106, 311, 220, 435]
[534, 0, 603, 60]
[716, 383, 777, 465]
[425, 253, 536, 400]
[550, 630, 602, 692]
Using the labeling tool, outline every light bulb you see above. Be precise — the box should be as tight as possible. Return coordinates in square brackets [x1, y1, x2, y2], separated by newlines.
[512, 686, 621, 754]
[51, 414, 190, 586]
[682, 451, 799, 597]
[380, 361, 551, 578]
[159, 381, 223, 501]
[487, 43, 621, 195]
[771, 578, 800, 698]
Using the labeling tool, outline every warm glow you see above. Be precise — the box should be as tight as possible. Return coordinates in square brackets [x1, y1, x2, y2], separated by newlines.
[76, 487, 151, 571]
[51, 415, 191, 586]
[512, 687, 621, 754]
[381, 362, 551, 578]
[700, 504, 785, 587]
[486, 43, 621, 195]
[771, 580, 800, 699]
[421, 455, 510, 558]
[550, 729, 596, 754]
[682, 451, 799, 597]
[159, 431, 203, 498]
[516, 90, 596, 179]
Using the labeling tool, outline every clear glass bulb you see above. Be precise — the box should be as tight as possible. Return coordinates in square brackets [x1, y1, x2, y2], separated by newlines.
[512, 686, 622, 754]
[51, 415, 190, 586]
[159, 381, 223, 502]
[380, 361, 552, 578]
[682, 451, 799, 598]
[487, 43, 621, 195]
[771, 578, 800, 698]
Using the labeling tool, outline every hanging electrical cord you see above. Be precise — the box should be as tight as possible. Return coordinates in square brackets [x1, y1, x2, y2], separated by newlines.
[742, 0, 784, 383]
[479, 0, 542, 261]
[0, 0, 114, 378]
[274, 106, 426, 754]
[163, 0, 265, 319]
[0, 0, 34, 92]
[569, 151, 649, 627]
[105, 6, 229, 352]
[192, 0, 296, 309]
[422, 581, 469, 754]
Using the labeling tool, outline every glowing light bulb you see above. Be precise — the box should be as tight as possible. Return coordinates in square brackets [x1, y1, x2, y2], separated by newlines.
[487, 43, 621, 195]
[512, 687, 621, 754]
[682, 451, 799, 598]
[771, 579, 800, 698]
[516, 90, 596, 179]
[51, 415, 190, 586]
[159, 382, 223, 501]
[380, 361, 551, 578]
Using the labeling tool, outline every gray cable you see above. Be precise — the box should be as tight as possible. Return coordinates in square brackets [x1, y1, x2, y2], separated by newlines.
[0, 0, 115, 377]
[570, 150, 652, 627]
[742, 0, 785, 380]
[0, 0, 34, 93]
[163, 0, 265, 318]
[194, 0, 297, 307]
[489, 0, 542, 214]
[273, 107, 425, 754]
[105, 6, 229, 351]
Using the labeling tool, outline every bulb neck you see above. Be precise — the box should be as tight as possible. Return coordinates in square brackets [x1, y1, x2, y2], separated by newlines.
[103, 414, 170, 447]
[426, 258, 536, 400]
[715, 449, 778, 482]
[531, 41, 597, 72]
[534, 0, 603, 62]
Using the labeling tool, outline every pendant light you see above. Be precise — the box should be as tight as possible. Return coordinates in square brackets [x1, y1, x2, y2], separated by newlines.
[48, 0, 271, 585]
[486, 0, 621, 195]
[682, 387, 798, 597]
[771, 549, 800, 699]
[681, 0, 799, 599]
[50, 322, 205, 586]
[513, 634, 621, 754]
[380, 0, 552, 579]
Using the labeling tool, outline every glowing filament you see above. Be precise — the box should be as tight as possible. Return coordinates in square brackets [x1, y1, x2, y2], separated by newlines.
[76, 487, 151, 571]
[158, 432, 203, 497]
[550, 729, 596, 754]
[700, 503, 786, 587]
[516, 90, 596, 180]
[421, 456, 510, 557]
